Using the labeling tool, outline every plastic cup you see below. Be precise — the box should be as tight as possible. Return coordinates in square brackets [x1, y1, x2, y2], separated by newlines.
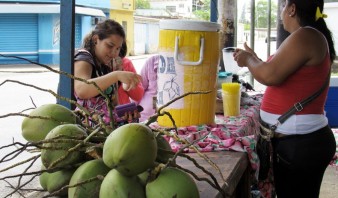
[221, 83, 241, 116]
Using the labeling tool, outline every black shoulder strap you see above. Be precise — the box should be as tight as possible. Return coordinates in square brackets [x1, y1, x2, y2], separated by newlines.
[277, 70, 331, 124]
[276, 27, 332, 126]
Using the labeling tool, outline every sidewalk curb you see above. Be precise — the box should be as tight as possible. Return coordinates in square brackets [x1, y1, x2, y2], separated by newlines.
[0, 64, 59, 72]
[0, 54, 156, 72]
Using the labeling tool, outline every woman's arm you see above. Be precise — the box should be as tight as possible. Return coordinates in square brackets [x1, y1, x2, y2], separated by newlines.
[74, 60, 141, 99]
[234, 28, 327, 86]
[121, 58, 144, 102]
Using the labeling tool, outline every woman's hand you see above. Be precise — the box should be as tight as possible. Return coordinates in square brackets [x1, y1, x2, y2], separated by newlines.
[121, 110, 141, 123]
[233, 42, 261, 67]
[243, 42, 254, 56]
[117, 71, 142, 91]
[233, 48, 253, 67]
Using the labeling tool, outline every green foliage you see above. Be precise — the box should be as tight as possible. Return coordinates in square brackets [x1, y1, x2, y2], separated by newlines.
[244, 23, 251, 31]
[136, 0, 150, 9]
[239, 0, 278, 29]
[193, 0, 210, 21]
[255, 0, 278, 28]
[193, 10, 210, 21]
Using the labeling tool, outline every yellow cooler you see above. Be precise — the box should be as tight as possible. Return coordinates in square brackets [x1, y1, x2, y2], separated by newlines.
[157, 20, 220, 127]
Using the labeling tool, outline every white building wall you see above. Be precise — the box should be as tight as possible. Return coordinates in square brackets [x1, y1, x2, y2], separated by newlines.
[149, 0, 192, 17]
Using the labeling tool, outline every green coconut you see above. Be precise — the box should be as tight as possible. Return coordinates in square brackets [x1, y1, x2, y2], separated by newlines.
[137, 170, 150, 187]
[68, 159, 111, 198]
[146, 167, 200, 198]
[39, 164, 75, 196]
[100, 169, 145, 198]
[102, 123, 157, 176]
[155, 134, 174, 163]
[41, 124, 87, 168]
[21, 103, 78, 142]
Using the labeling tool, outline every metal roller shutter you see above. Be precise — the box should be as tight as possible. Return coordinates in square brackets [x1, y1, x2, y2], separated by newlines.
[0, 14, 38, 64]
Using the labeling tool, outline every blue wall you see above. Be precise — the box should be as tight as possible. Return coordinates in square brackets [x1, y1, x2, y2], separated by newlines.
[0, 0, 110, 65]
[38, 14, 60, 65]
[38, 14, 86, 65]
[81, 16, 94, 40]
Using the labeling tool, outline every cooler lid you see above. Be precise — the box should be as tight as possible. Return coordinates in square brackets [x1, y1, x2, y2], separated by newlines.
[159, 20, 220, 32]
[218, 72, 232, 78]
[222, 47, 236, 52]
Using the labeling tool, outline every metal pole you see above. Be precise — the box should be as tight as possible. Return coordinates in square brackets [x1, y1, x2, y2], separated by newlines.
[58, 0, 75, 109]
[250, 0, 255, 85]
[267, 0, 271, 57]
[210, 0, 218, 22]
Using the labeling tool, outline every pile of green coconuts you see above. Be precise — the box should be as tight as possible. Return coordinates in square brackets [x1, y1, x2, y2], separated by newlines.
[21, 103, 200, 198]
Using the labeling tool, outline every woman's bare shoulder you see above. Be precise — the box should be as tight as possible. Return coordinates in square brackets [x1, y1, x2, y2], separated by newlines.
[294, 27, 327, 64]
[74, 60, 93, 76]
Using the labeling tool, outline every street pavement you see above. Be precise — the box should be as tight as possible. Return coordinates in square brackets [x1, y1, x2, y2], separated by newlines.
[0, 64, 59, 197]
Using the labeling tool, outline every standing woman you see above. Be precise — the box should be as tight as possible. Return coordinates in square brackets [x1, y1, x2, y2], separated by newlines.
[74, 19, 143, 124]
[234, 0, 336, 197]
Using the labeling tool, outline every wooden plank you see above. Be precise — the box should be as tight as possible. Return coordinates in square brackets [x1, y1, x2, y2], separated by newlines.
[176, 151, 249, 198]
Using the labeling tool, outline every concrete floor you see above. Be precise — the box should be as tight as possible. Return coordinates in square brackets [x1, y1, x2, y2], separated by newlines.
[320, 165, 338, 198]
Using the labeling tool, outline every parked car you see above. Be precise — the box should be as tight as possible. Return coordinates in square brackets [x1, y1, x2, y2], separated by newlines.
[265, 35, 277, 43]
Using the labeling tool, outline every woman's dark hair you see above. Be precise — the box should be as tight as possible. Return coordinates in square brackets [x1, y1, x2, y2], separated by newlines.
[81, 19, 126, 60]
[119, 41, 127, 58]
[288, 0, 336, 62]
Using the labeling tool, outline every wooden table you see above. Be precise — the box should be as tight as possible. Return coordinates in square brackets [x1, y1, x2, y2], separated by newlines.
[176, 151, 250, 198]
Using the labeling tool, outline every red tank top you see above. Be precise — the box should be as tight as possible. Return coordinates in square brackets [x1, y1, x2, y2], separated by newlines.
[261, 53, 330, 115]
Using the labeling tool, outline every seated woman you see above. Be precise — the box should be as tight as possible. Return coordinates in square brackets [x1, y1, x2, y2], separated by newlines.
[73, 19, 144, 126]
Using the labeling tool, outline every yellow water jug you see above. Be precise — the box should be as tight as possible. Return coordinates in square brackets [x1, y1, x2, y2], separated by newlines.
[157, 20, 220, 127]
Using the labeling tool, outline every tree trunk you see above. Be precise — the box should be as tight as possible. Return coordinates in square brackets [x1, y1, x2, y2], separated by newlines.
[218, 0, 237, 71]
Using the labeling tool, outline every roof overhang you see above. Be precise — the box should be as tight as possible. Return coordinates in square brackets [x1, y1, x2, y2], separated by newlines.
[0, 3, 106, 17]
